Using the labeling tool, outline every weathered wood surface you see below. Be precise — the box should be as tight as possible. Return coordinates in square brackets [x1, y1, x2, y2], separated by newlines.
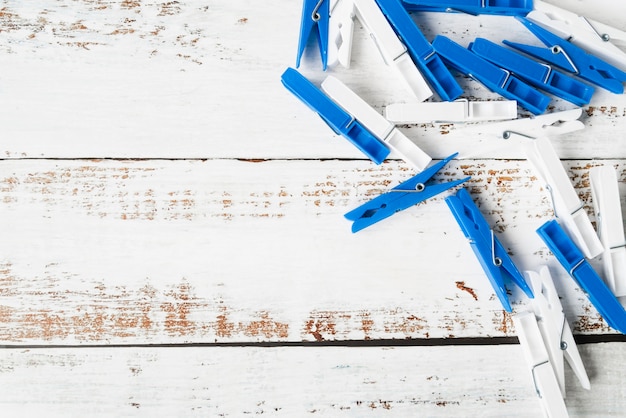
[1, 0, 626, 416]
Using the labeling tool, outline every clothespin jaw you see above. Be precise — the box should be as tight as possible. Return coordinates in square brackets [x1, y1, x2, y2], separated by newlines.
[537, 219, 626, 335]
[504, 17, 626, 94]
[374, 0, 464, 102]
[328, 0, 356, 68]
[526, 266, 591, 397]
[589, 166, 626, 298]
[469, 38, 595, 107]
[513, 311, 570, 418]
[530, 0, 626, 72]
[524, 137, 603, 259]
[297, 0, 331, 70]
[384, 99, 518, 124]
[321, 75, 432, 171]
[401, 0, 533, 16]
[445, 188, 534, 311]
[431, 35, 551, 115]
[281, 67, 391, 164]
[345, 153, 469, 232]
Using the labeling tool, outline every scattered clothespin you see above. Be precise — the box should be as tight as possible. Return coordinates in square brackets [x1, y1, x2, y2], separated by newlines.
[281, 67, 390, 164]
[401, 0, 533, 16]
[504, 17, 626, 94]
[446, 188, 534, 311]
[297, 0, 330, 70]
[524, 137, 603, 259]
[513, 311, 570, 418]
[526, 266, 591, 397]
[469, 38, 595, 106]
[328, 0, 356, 68]
[385, 98, 518, 124]
[529, 0, 626, 72]
[345, 153, 469, 232]
[331, 0, 434, 101]
[589, 165, 626, 297]
[374, 0, 463, 102]
[537, 219, 626, 334]
[432, 35, 551, 115]
[321, 75, 432, 171]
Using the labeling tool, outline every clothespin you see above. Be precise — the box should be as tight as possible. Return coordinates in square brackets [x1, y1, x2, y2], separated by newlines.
[432, 35, 551, 115]
[330, 0, 433, 101]
[524, 137, 603, 259]
[385, 99, 518, 123]
[328, 0, 356, 68]
[589, 165, 626, 297]
[469, 38, 595, 107]
[401, 0, 533, 16]
[297, 0, 330, 70]
[446, 188, 534, 311]
[529, 0, 626, 72]
[281, 67, 390, 164]
[537, 219, 626, 334]
[504, 17, 626, 94]
[345, 153, 469, 232]
[321, 75, 432, 171]
[374, 0, 463, 102]
[513, 311, 570, 418]
[526, 266, 591, 397]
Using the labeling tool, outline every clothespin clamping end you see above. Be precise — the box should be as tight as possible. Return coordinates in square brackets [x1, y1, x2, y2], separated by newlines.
[445, 188, 534, 311]
[504, 17, 626, 94]
[345, 153, 469, 233]
[327, 0, 356, 69]
[525, 137, 604, 259]
[529, 0, 626, 72]
[401, 0, 533, 16]
[537, 219, 626, 335]
[297, 0, 331, 70]
[281, 67, 391, 164]
[590, 165, 626, 298]
[526, 266, 591, 398]
[513, 311, 570, 418]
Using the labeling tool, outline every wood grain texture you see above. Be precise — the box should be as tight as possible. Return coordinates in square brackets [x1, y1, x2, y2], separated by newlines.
[1, 158, 624, 344]
[0, 343, 624, 417]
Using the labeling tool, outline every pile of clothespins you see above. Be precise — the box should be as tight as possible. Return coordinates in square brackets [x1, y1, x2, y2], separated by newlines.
[281, 1, 626, 416]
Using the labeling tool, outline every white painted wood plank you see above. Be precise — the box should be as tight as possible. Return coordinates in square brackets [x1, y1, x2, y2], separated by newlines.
[0, 343, 624, 417]
[1, 158, 624, 344]
[1, 0, 626, 159]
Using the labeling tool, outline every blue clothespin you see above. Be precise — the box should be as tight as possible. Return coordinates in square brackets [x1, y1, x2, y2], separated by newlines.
[537, 219, 626, 335]
[504, 17, 626, 94]
[469, 38, 594, 106]
[345, 153, 469, 233]
[446, 188, 534, 312]
[281, 67, 390, 164]
[432, 36, 551, 115]
[297, 0, 330, 70]
[401, 0, 533, 16]
[374, 0, 463, 102]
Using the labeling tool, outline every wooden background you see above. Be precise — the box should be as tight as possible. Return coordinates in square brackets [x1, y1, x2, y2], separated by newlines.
[1, 0, 625, 416]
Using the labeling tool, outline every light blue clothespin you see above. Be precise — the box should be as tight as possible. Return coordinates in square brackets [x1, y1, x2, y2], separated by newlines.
[281, 67, 390, 164]
[504, 17, 626, 94]
[345, 153, 469, 232]
[297, 0, 330, 70]
[537, 219, 626, 335]
[401, 0, 533, 16]
[446, 188, 534, 312]
[432, 35, 551, 115]
[469, 38, 594, 106]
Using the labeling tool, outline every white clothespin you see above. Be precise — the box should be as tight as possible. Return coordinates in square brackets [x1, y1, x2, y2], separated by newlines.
[328, 0, 356, 69]
[330, 0, 433, 101]
[524, 136, 604, 259]
[321, 75, 432, 171]
[384, 99, 518, 124]
[590, 165, 626, 297]
[514, 310, 569, 418]
[527, 266, 591, 397]
[530, 1, 626, 71]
